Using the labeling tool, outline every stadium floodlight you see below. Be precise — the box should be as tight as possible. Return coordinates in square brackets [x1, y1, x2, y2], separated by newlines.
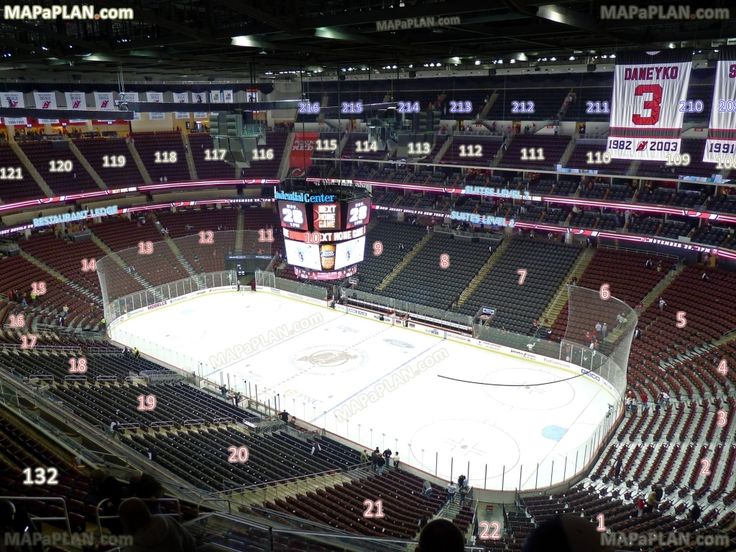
[231, 35, 261, 47]
[474, 60, 481, 65]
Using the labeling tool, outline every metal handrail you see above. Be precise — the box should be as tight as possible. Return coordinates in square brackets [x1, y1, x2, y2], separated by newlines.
[0, 495, 72, 534]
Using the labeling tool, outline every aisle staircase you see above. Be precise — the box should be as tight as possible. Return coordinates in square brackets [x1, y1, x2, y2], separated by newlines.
[234, 209, 245, 252]
[127, 139, 152, 184]
[181, 132, 198, 180]
[67, 138, 107, 190]
[457, 238, 510, 307]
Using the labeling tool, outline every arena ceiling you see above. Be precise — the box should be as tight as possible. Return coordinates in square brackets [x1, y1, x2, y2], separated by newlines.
[0, 0, 734, 82]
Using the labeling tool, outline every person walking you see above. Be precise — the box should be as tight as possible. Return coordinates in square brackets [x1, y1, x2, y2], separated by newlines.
[446, 482, 458, 504]
[375, 455, 385, 475]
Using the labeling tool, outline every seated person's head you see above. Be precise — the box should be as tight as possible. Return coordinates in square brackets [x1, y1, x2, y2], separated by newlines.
[523, 515, 613, 552]
[416, 519, 464, 552]
[118, 497, 152, 535]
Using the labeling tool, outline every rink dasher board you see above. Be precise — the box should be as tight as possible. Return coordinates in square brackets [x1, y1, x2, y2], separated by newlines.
[108, 284, 619, 399]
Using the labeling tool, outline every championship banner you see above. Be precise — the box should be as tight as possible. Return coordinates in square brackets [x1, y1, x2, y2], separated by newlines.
[290, 132, 318, 169]
[173, 92, 190, 119]
[704, 47, 736, 165]
[146, 91, 165, 120]
[94, 91, 115, 110]
[210, 90, 222, 103]
[607, 50, 692, 160]
[1, 91, 27, 126]
[120, 91, 140, 120]
[33, 91, 59, 124]
[64, 91, 88, 123]
[222, 90, 234, 103]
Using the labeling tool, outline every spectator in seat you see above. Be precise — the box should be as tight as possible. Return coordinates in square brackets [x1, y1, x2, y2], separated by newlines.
[635, 496, 645, 517]
[422, 480, 433, 497]
[614, 458, 623, 480]
[360, 449, 369, 464]
[690, 502, 701, 522]
[658, 297, 667, 311]
[393, 451, 400, 470]
[416, 518, 464, 552]
[645, 258, 653, 269]
[118, 497, 195, 552]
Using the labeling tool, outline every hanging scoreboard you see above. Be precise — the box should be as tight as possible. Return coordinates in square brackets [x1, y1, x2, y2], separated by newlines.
[276, 187, 371, 280]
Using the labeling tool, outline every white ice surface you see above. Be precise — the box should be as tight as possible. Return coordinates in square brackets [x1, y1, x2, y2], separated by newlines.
[112, 290, 617, 490]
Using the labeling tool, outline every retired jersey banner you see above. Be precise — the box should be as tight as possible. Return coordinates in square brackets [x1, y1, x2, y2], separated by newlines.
[173, 92, 190, 119]
[1, 91, 27, 126]
[222, 90, 234, 103]
[33, 91, 59, 124]
[192, 91, 208, 118]
[64, 91, 88, 123]
[146, 91, 165, 120]
[704, 47, 736, 165]
[290, 132, 318, 169]
[607, 50, 692, 160]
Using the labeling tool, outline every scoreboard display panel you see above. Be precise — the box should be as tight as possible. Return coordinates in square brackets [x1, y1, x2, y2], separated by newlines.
[277, 200, 308, 230]
[313, 203, 341, 231]
[345, 198, 371, 229]
[283, 238, 322, 271]
[335, 236, 366, 269]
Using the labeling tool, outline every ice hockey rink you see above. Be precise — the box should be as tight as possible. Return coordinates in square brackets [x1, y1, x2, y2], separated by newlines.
[110, 288, 619, 490]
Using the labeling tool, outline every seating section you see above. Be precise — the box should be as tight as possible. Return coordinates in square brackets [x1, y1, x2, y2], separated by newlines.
[20, 232, 106, 298]
[132, 131, 190, 182]
[550, 249, 673, 342]
[379, 233, 491, 310]
[354, 222, 427, 292]
[266, 469, 445, 539]
[0, 414, 92, 532]
[0, 254, 99, 330]
[20, 141, 99, 195]
[125, 426, 360, 492]
[241, 132, 288, 178]
[0, 144, 47, 201]
[565, 140, 631, 174]
[340, 133, 387, 161]
[458, 239, 581, 334]
[90, 218, 189, 287]
[72, 137, 146, 187]
[188, 133, 236, 179]
[439, 136, 502, 166]
[499, 135, 571, 170]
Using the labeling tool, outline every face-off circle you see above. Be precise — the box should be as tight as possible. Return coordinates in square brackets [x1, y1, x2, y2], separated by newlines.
[292, 345, 365, 376]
